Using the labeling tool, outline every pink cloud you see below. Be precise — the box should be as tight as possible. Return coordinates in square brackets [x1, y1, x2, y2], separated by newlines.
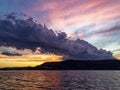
[25, 0, 120, 38]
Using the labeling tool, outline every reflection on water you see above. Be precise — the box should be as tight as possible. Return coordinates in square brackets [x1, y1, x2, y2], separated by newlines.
[0, 70, 120, 90]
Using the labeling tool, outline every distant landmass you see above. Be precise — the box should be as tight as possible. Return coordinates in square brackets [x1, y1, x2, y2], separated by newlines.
[1, 59, 120, 70]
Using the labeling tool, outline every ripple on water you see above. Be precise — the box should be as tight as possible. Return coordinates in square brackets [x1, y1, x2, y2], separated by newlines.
[0, 70, 120, 90]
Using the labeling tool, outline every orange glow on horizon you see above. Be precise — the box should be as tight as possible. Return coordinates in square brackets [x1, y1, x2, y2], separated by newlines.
[114, 54, 120, 60]
[0, 53, 63, 68]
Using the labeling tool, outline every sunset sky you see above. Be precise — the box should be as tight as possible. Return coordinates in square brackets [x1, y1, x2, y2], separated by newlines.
[0, 0, 120, 67]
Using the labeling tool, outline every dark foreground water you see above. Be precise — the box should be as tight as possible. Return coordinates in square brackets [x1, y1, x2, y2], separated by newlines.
[0, 71, 120, 90]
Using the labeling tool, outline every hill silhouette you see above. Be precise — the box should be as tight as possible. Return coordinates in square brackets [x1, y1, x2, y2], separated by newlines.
[1, 59, 120, 70]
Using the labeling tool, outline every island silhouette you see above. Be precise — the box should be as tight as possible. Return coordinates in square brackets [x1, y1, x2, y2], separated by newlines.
[1, 59, 120, 70]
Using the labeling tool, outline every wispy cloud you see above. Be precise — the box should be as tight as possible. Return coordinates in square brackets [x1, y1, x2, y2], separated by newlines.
[25, 0, 120, 33]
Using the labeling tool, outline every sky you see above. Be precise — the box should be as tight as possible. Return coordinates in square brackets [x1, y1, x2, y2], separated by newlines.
[0, 0, 120, 67]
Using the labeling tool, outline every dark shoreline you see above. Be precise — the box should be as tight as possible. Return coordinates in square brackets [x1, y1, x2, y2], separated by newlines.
[0, 60, 120, 70]
[1, 59, 120, 70]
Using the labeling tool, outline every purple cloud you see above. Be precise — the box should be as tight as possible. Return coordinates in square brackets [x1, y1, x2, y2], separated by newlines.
[0, 13, 115, 60]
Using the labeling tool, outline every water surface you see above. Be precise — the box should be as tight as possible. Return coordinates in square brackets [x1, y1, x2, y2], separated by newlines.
[0, 70, 120, 90]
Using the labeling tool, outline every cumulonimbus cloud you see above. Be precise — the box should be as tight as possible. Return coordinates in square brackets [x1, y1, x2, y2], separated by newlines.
[0, 13, 115, 60]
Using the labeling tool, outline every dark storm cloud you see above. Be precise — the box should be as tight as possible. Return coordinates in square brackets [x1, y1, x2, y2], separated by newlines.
[2, 52, 22, 56]
[0, 13, 115, 60]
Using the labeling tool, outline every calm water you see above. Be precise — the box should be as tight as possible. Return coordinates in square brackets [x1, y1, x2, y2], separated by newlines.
[0, 71, 120, 90]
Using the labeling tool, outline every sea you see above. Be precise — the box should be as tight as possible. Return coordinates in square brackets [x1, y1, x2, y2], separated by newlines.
[0, 70, 120, 90]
